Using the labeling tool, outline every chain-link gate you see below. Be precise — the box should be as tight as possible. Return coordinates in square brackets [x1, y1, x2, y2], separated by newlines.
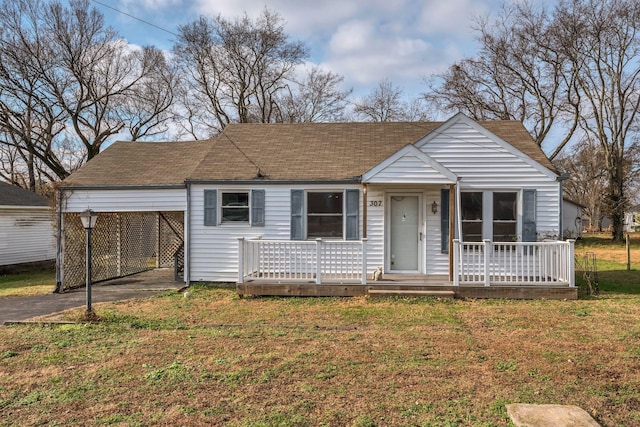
[60, 211, 184, 292]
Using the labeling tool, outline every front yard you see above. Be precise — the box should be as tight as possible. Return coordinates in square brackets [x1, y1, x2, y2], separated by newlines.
[0, 233, 638, 426]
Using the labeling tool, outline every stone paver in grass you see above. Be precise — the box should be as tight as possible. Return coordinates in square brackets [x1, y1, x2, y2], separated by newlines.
[506, 404, 600, 427]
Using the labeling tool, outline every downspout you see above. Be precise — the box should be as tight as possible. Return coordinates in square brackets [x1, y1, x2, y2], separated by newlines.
[185, 182, 191, 286]
[556, 173, 570, 240]
[54, 188, 63, 293]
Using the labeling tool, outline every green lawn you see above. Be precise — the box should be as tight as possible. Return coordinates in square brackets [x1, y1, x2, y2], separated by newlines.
[0, 235, 638, 425]
[0, 269, 55, 297]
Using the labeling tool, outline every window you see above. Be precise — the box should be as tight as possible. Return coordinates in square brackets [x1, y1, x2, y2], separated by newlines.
[221, 192, 249, 223]
[493, 192, 517, 242]
[204, 189, 265, 227]
[307, 192, 343, 238]
[460, 190, 527, 242]
[461, 192, 483, 241]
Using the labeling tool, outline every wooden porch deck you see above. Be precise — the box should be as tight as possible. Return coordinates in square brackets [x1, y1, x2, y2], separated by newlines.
[236, 274, 578, 300]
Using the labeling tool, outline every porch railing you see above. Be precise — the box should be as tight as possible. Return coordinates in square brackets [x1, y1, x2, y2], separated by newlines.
[453, 239, 575, 287]
[238, 238, 367, 284]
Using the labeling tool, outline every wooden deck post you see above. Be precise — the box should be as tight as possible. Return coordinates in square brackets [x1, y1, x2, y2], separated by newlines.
[453, 239, 460, 286]
[237, 238, 245, 284]
[483, 239, 491, 287]
[361, 238, 368, 285]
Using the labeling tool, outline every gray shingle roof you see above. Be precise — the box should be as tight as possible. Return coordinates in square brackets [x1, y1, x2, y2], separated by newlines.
[0, 181, 49, 206]
[61, 120, 556, 187]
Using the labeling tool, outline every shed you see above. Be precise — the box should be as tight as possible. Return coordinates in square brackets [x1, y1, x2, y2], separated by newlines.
[0, 182, 55, 268]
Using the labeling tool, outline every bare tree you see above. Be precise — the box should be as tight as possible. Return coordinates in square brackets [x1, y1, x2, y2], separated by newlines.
[173, 8, 308, 137]
[553, 0, 640, 241]
[426, 0, 640, 241]
[425, 2, 580, 159]
[276, 66, 352, 123]
[354, 78, 429, 122]
[120, 47, 178, 141]
[555, 138, 608, 231]
[0, 0, 177, 188]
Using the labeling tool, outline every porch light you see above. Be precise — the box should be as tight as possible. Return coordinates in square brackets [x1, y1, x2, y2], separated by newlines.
[431, 201, 438, 214]
[80, 209, 98, 314]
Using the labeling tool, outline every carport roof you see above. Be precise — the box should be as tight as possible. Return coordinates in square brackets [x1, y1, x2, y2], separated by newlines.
[61, 140, 213, 187]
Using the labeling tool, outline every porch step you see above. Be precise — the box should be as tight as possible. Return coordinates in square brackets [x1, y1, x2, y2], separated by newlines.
[367, 289, 455, 298]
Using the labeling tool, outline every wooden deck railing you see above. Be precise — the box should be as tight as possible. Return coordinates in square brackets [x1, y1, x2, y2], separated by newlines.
[453, 239, 575, 286]
[238, 238, 367, 284]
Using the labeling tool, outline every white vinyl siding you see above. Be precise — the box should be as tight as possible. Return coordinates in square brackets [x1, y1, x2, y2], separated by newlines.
[365, 152, 454, 184]
[419, 121, 560, 238]
[0, 208, 55, 266]
[189, 184, 362, 282]
[63, 188, 186, 212]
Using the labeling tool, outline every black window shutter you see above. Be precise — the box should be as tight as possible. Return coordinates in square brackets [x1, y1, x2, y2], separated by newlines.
[345, 189, 359, 240]
[441, 189, 450, 253]
[204, 190, 217, 226]
[290, 190, 304, 240]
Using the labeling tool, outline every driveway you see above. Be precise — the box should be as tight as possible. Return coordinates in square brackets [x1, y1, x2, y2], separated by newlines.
[0, 269, 181, 325]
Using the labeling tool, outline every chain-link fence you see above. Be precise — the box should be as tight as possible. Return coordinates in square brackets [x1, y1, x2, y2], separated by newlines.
[60, 211, 184, 291]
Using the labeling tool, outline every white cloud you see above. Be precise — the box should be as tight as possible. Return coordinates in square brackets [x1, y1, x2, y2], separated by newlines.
[109, 0, 508, 97]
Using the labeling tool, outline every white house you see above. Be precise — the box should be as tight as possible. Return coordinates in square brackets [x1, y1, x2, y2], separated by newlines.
[0, 182, 55, 268]
[58, 113, 576, 299]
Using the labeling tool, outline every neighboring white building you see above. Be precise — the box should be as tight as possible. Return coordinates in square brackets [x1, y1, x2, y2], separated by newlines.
[563, 198, 585, 239]
[59, 113, 576, 298]
[0, 182, 55, 267]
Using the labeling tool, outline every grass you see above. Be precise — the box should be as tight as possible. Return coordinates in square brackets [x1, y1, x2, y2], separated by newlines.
[0, 234, 638, 425]
[0, 268, 55, 297]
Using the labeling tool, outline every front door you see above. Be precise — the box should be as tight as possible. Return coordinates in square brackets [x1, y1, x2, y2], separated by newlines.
[389, 194, 421, 272]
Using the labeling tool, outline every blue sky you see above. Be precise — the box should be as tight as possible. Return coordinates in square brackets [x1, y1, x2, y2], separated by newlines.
[89, 0, 512, 98]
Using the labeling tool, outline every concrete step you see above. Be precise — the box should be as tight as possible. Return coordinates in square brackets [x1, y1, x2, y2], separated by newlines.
[367, 289, 455, 298]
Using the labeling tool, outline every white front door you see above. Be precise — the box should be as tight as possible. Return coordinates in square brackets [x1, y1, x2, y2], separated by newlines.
[388, 194, 421, 272]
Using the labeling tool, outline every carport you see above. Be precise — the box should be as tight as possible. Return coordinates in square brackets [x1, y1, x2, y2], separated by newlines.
[56, 210, 184, 292]
[55, 139, 212, 293]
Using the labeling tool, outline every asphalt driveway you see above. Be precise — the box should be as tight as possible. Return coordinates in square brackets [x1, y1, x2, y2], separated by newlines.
[0, 269, 181, 324]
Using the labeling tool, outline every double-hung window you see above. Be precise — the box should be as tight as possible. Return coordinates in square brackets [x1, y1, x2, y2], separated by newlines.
[290, 189, 359, 240]
[221, 192, 249, 223]
[203, 189, 265, 227]
[493, 192, 517, 242]
[307, 192, 343, 238]
[461, 192, 483, 241]
[461, 191, 521, 242]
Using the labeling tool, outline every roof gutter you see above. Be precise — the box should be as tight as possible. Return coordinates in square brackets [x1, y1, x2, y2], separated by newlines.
[58, 184, 186, 191]
[185, 178, 362, 185]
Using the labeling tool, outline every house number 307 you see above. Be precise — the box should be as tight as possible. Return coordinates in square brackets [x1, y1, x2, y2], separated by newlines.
[369, 200, 382, 207]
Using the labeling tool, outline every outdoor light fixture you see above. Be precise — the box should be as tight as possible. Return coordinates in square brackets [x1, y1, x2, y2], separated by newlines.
[80, 209, 98, 314]
[431, 201, 438, 214]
